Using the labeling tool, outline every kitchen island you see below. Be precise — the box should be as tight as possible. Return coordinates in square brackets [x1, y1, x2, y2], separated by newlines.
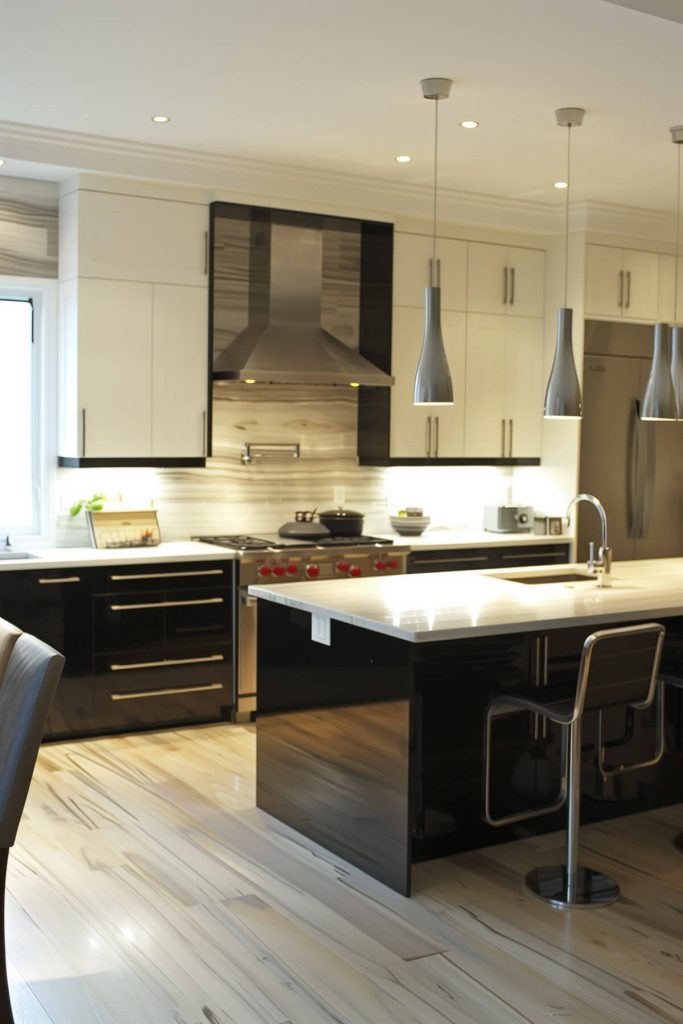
[251, 559, 683, 894]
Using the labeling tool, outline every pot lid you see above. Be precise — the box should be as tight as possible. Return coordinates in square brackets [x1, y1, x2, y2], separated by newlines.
[319, 507, 364, 518]
[278, 521, 331, 539]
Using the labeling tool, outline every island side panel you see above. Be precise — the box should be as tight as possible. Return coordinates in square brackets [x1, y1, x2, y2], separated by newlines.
[256, 601, 415, 895]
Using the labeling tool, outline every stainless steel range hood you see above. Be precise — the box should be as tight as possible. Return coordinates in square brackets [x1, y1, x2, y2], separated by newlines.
[212, 215, 393, 387]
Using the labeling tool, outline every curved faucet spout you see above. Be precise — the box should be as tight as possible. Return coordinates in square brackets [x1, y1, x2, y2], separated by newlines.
[566, 493, 612, 586]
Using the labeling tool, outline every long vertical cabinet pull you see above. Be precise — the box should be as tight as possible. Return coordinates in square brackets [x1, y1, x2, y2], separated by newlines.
[625, 270, 632, 309]
[502, 267, 509, 305]
[509, 267, 515, 306]
[500, 419, 506, 457]
[202, 410, 207, 456]
[508, 418, 513, 458]
[203, 231, 209, 275]
[434, 416, 439, 457]
[425, 416, 432, 457]
[81, 408, 86, 458]
[618, 270, 624, 309]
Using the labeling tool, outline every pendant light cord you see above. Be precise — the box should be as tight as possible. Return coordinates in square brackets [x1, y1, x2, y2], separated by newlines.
[432, 97, 439, 280]
[675, 142, 681, 324]
[564, 124, 572, 309]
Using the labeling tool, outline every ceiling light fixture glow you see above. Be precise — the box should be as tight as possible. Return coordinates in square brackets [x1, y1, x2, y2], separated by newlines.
[413, 77, 454, 407]
[544, 107, 585, 419]
[151, 115, 170, 124]
[395, 154, 412, 163]
[460, 120, 479, 129]
[0, 159, 5, 167]
[554, 180, 568, 189]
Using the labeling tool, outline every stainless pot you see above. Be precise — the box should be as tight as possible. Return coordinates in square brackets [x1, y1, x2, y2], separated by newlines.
[318, 507, 364, 536]
[278, 520, 331, 540]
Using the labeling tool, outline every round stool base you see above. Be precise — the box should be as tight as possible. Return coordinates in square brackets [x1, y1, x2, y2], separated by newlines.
[674, 833, 683, 853]
[525, 865, 619, 908]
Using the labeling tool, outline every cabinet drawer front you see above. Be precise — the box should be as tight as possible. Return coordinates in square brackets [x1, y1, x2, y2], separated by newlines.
[92, 561, 232, 594]
[94, 588, 230, 653]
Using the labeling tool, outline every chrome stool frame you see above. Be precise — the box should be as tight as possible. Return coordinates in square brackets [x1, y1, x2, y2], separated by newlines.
[483, 622, 666, 909]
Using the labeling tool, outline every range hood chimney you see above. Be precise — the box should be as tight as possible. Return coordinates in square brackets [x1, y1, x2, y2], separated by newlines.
[212, 210, 393, 387]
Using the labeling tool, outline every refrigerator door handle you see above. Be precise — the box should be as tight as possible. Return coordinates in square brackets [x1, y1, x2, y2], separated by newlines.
[629, 399, 655, 539]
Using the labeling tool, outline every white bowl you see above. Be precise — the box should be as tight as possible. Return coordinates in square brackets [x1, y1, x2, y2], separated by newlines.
[390, 515, 430, 535]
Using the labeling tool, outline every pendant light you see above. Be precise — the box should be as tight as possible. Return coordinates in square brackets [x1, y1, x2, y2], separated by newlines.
[413, 77, 454, 406]
[543, 107, 584, 419]
[670, 125, 683, 419]
[640, 126, 680, 422]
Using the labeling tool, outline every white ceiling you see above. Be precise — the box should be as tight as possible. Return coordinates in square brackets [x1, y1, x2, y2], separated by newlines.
[1, 0, 683, 213]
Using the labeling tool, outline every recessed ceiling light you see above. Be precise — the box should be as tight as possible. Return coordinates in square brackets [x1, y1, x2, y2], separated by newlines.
[554, 180, 568, 189]
[460, 120, 479, 129]
[0, 159, 5, 166]
[151, 115, 170, 124]
[395, 154, 412, 163]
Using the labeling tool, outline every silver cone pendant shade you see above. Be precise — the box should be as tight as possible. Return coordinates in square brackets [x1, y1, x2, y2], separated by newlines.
[670, 325, 683, 418]
[413, 285, 453, 404]
[544, 308, 582, 418]
[641, 322, 677, 421]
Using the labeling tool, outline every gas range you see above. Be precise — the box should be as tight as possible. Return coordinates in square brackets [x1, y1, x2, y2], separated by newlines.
[194, 534, 409, 583]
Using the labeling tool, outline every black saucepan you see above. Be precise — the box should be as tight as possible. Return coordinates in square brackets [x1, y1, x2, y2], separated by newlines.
[318, 507, 364, 536]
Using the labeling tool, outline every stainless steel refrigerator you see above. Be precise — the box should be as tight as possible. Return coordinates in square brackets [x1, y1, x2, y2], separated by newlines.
[578, 320, 683, 560]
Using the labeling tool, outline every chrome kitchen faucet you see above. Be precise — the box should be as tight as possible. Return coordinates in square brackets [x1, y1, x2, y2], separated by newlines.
[567, 493, 612, 587]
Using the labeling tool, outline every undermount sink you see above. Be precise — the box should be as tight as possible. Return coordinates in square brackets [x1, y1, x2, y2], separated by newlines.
[494, 570, 597, 585]
[0, 551, 39, 561]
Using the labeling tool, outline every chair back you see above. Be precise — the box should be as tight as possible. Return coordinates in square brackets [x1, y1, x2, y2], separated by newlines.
[0, 618, 21, 689]
[575, 622, 665, 718]
[0, 633, 64, 848]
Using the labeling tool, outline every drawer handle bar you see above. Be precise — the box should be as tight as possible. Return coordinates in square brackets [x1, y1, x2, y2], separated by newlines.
[500, 552, 563, 560]
[413, 555, 488, 566]
[38, 576, 81, 585]
[109, 569, 224, 581]
[109, 597, 224, 611]
[111, 683, 223, 701]
[109, 654, 225, 671]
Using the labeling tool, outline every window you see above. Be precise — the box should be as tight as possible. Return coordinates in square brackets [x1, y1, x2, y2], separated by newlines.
[0, 283, 54, 538]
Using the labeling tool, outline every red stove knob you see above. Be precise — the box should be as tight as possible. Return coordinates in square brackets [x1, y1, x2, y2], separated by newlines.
[272, 564, 286, 577]
[258, 564, 272, 577]
[387, 558, 398, 570]
[349, 565, 362, 578]
[374, 559, 386, 571]
[286, 563, 298, 575]
[336, 560, 350, 573]
[306, 564, 320, 578]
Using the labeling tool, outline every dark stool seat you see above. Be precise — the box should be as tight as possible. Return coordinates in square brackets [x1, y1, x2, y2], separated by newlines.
[483, 622, 666, 909]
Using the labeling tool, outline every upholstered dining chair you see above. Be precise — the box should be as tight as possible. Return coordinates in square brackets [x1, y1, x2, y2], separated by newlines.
[0, 619, 21, 689]
[0, 632, 64, 1023]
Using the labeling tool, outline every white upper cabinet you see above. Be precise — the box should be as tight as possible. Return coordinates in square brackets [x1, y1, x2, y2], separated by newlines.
[464, 314, 544, 458]
[467, 242, 545, 318]
[585, 245, 661, 321]
[389, 306, 466, 458]
[393, 232, 467, 310]
[657, 254, 683, 324]
[58, 186, 209, 463]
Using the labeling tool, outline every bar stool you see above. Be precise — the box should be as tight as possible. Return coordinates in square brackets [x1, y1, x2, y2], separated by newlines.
[483, 622, 666, 908]
[0, 619, 21, 688]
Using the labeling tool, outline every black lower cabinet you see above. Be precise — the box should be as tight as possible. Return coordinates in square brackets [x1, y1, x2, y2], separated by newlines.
[408, 543, 570, 574]
[0, 567, 94, 738]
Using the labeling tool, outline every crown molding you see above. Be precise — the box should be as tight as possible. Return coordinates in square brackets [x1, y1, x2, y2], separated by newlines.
[0, 120, 673, 242]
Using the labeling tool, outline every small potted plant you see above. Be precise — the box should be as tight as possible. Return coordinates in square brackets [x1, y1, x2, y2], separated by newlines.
[69, 493, 106, 517]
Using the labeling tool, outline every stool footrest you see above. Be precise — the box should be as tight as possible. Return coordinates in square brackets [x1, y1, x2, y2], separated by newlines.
[525, 864, 619, 908]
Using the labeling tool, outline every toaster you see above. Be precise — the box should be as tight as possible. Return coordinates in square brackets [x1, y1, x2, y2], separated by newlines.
[484, 504, 534, 533]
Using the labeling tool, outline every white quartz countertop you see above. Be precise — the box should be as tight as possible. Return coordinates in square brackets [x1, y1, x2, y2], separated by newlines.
[0, 541, 235, 571]
[386, 527, 572, 549]
[249, 558, 683, 642]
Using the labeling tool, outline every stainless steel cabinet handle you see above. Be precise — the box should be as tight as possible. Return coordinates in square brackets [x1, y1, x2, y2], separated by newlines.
[426, 415, 432, 456]
[110, 654, 224, 671]
[508, 418, 513, 458]
[501, 418, 506, 457]
[109, 570, 224, 581]
[412, 555, 488, 566]
[109, 597, 224, 611]
[81, 408, 86, 458]
[39, 576, 81, 585]
[618, 270, 624, 308]
[434, 415, 439, 457]
[626, 270, 631, 309]
[510, 267, 515, 305]
[500, 551, 561, 560]
[503, 266, 509, 305]
[204, 231, 209, 275]
[202, 410, 207, 457]
[111, 683, 223, 701]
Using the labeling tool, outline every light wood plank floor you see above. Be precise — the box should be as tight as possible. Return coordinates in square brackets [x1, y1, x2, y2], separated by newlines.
[7, 722, 683, 1024]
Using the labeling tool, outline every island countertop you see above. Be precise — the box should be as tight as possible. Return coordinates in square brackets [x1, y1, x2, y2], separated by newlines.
[249, 557, 683, 642]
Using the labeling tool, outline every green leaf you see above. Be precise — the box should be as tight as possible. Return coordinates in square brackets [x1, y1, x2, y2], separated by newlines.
[69, 500, 83, 517]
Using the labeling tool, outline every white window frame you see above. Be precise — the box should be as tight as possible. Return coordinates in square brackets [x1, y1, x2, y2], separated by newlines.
[0, 278, 58, 545]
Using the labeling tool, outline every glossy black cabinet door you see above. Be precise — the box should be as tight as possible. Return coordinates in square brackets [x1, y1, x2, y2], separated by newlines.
[0, 568, 94, 737]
